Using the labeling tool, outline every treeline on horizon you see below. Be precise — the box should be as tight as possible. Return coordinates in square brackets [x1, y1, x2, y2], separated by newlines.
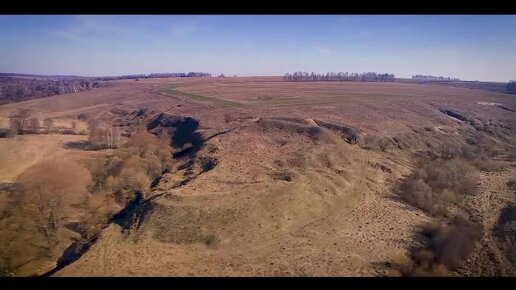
[97, 72, 212, 80]
[412, 75, 461, 81]
[0, 77, 102, 105]
[507, 80, 516, 93]
[283, 72, 396, 82]
[0, 72, 212, 104]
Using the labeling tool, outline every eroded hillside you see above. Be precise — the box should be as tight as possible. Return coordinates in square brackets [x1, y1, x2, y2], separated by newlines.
[0, 78, 515, 276]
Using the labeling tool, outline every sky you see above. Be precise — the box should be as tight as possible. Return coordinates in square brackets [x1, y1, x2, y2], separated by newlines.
[0, 15, 515, 82]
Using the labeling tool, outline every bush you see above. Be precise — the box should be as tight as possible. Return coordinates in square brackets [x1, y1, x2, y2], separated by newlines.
[494, 203, 516, 266]
[358, 134, 393, 151]
[399, 159, 478, 216]
[507, 178, 516, 190]
[0, 128, 14, 138]
[91, 130, 172, 205]
[391, 218, 483, 276]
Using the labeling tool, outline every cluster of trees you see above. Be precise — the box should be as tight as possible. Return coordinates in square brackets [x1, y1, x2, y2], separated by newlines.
[100, 129, 172, 203]
[412, 75, 460, 81]
[283, 72, 395, 82]
[0, 158, 97, 275]
[507, 80, 516, 93]
[0, 77, 101, 104]
[97, 72, 211, 81]
[0, 123, 173, 275]
[87, 119, 122, 149]
[3, 109, 84, 139]
[6, 109, 56, 136]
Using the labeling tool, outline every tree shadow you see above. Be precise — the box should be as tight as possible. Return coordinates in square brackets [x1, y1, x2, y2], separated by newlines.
[63, 140, 106, 151]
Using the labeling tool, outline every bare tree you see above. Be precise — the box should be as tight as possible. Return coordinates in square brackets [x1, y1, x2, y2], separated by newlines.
[7, 159, 92, 260]
[9, 109, 31, 135]
[71, 120, 77, 134]
[43, 117, 54, 134]
[87, 119, 99, 133]
[28, 118, 40, 134]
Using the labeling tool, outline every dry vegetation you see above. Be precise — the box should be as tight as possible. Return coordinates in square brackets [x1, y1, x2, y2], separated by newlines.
[1, 77, 515, 277]
[89, 129, 172, 204]
[390, 218, 483, 276]
[0, 121, 173, 275]
[399, 159, 478, 216]
[0, 159, 95, 275]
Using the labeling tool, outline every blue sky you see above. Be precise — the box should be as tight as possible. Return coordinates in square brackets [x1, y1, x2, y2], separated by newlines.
[0, 15, 515, 81]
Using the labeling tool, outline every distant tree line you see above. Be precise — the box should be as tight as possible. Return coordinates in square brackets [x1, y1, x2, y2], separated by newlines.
[507, 80, 516, 94]
[0, 77, 102, 105]
[0, 72, 212, 104]
[97, 72, 211, 81]
[283, 72, 396, 82]
[412, 75, 460, 81]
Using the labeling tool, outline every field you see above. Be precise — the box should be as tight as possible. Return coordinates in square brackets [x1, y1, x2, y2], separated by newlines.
[0, 77, 515, 276]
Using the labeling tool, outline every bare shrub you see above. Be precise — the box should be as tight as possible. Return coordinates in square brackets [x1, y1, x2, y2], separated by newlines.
[359, 134, 392, 151]
[470, 158, 507, 172]
[392, 218, 483, 276]
[494, 203, 516, 266]
[399, 159, 478, 216]
[392, 132, 428, 151]
[223, 113, 234, 123]
[507, 178, 516, 191]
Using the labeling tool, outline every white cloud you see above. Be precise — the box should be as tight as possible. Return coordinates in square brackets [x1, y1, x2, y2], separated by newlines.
[316, 47, 331, 56]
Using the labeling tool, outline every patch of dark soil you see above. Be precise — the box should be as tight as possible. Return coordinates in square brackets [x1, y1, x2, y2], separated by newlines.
[439, 108, 473, 123]
[313, 119, 360, 144]
[270, 170, 294, 182]
[257, 118, 327, 143]
[439, 108, 484, 130]
[0, 183, 17, 192]
[0, 129, 12, 138]
[199, 156, 218, 172]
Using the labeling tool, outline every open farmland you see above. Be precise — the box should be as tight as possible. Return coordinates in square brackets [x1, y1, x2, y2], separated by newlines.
[0, 77, 516, 277]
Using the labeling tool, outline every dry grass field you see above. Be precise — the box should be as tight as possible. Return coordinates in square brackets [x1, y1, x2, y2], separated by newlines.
[0, 77, 515, 277]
